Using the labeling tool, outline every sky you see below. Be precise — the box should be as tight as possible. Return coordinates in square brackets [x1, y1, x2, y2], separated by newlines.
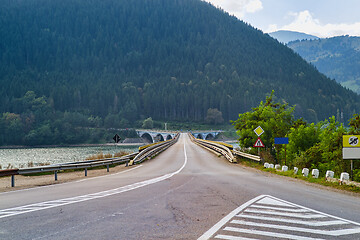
[205, 0, 360, 38]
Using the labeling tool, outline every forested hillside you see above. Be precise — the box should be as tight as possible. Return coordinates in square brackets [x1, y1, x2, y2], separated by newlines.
[288, 36, 360, 94]
[1, 0, 360, 145]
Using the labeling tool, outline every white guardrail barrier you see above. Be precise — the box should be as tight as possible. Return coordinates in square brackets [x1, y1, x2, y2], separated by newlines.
[132, 133, 179, 164]
[232, 150, 261, 162]
[0, 134, 180, 187]
[189, 133, 237, 163]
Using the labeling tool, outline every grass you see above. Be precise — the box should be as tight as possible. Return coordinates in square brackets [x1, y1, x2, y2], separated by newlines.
[86, 151, 130, 160]
[236, 157, 360, 194]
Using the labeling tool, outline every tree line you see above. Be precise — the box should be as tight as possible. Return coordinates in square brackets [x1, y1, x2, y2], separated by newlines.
[1, 0, 360, 145]
[233, 91, 360, 181]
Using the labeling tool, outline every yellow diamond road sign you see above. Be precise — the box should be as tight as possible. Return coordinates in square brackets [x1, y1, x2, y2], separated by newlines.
[343, 135, 360, 148]
[254, 126, 264, 136]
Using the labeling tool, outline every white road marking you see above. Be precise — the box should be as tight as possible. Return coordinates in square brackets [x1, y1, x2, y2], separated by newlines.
[0, 142, 187, 219]
[223, 227, 325, 240]
[256, 196, 294, 207]
[0, 165, 143, 195]
[244, 208, 326, 218]
[197, 195, 265, 240]
[248, 204, 309, 212]
[214, 234, 260, 240]
[236, 214, 348, 226]
[230, 220, 360, 236]
[199, 195, 360, 239]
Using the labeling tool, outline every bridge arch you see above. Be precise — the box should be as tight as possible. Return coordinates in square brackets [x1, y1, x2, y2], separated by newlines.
[205, 133, 215, 140]
[154, 134, 164, 142]
[141, 133, 153, 143]
[166, 135, 173, 140]
[196, 133, 203, 139]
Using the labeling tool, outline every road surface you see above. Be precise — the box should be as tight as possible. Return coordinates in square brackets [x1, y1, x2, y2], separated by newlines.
[1, 133, 360, 239]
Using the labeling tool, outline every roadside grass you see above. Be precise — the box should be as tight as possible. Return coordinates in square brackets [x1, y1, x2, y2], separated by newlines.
[236, 157, 360, 194]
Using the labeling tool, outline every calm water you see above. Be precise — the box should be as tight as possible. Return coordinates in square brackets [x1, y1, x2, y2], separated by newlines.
[0, 145, 140, 169]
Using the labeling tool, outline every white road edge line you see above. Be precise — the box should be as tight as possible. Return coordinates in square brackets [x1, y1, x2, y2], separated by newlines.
[0, 141, 187, 219]
[197, 195, 266, 240]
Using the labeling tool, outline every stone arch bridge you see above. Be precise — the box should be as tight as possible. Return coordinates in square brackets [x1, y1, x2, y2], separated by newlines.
[136, 130, 177, 143]
[136, 130, 222, 143]
[190, 131, 222, 140]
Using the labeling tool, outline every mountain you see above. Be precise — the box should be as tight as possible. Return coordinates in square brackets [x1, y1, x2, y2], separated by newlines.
[288, 36, 360, 94]
[0, 0, 360, 145]
[269, 30, 319, 44]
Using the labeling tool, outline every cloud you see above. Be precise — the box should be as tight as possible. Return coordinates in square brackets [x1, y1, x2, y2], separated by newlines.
[267, 10, 360, 37]
[205, 0, 263, 18]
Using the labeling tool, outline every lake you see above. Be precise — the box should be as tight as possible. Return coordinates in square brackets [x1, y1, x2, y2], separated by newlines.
[0, 145, 141, 169]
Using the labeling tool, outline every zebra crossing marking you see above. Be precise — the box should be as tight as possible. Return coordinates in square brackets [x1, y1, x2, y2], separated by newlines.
[198, 195, 360, 240]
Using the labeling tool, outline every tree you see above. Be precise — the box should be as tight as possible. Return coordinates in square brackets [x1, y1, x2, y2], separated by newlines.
[142, 117, 154, 129]
[232, 91, 295, 157]
[349, 114, 360, 134]
[205, 108, 224, 124]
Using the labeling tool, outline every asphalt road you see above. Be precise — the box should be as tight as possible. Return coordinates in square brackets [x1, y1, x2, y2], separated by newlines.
[1, 133, 360, 239]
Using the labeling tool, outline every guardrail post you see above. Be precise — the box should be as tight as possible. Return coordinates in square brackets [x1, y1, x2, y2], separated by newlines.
[107, 164, 109, 172]
[54, 171, 58, 181]
[85, 168, 87, 177]
[11, 175, 15, 187]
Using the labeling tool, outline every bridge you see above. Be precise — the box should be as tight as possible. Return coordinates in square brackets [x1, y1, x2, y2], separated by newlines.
[190, 130, 222, 140]
[136, 130, 177, 143]
[136, 130, 222, 142]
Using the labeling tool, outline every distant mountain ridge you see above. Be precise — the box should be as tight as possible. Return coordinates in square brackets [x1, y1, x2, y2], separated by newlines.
[288, 36, 360, 94]
[0, 0, 359, 130]
[269, 30, 319, 43]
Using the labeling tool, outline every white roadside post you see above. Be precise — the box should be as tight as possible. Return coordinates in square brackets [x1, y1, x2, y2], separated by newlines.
[302, 168, 309, 177]
[326, 170, 334, 179]
[340, 172, 350, 182]
[311, 169, 319, 178]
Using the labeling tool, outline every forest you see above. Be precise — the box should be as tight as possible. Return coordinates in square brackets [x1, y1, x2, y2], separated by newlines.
[1, 0, 360, 145]
[233, 91, 360, 181]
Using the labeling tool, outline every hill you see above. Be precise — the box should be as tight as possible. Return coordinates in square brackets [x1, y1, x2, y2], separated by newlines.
[288, 36, 360, 94]
[0, 0, 359, 145]
[269, 30, 319, 44]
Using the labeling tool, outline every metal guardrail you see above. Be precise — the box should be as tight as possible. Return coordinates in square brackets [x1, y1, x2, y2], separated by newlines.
[133, 133, 179, 164]
[0, 152, 138, 187]
[233, 150, 261, 162]
[189, 133, 236, 163]
[0, 134, 179, 188]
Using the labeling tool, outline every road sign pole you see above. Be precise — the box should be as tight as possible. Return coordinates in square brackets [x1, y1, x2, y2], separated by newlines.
[351, 160, 354, 181]
[285, 145, 287, 166]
